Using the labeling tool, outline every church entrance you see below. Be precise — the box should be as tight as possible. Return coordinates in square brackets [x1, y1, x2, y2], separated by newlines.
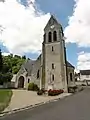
[18, 76, 24, 88]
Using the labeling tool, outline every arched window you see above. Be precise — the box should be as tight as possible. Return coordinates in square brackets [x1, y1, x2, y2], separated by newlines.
[52, 46, 54, 51]
[52, 74, 54, 81]
[37, 70, 40, 79]
[44, 33, 46, 43]
[53, 31, 57, 41]
[48, 32, 52, 42]
[70, 73, 73, 81]
[28, 78, 30, 83]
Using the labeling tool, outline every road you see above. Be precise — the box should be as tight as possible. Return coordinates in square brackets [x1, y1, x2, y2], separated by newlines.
[1, 88, 90, 120]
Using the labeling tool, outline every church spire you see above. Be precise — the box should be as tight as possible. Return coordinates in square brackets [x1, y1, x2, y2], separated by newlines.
[44, 15, 62, 31]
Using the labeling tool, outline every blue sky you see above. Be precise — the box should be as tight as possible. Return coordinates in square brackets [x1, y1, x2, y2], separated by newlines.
[21, 0, 78, 66]
[35, 0, 77, 65]
[0, 0, 76, 66]
[1, 0, 90, 70]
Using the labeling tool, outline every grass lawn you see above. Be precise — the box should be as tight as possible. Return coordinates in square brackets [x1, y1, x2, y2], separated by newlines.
[0, 89, 13, 113]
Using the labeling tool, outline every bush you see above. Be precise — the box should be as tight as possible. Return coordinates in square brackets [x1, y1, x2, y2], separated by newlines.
[48, 89, 64, 96]
[28, 83, 39, 91]
[33, 84, 39, 91]
[37, 88, 46, 96]
[68, 86, 78, 93]
[37, 90, 43, 95]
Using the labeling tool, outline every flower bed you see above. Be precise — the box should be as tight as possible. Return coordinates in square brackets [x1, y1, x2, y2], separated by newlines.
[48, 89, 64, 96]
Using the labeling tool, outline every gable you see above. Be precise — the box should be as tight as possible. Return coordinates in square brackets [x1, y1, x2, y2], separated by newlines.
[44, 15, 62, 31]
[67, 61, 75, 69]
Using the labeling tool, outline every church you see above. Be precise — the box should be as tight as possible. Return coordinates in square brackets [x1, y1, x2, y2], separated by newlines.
[14, 15, 75, 92]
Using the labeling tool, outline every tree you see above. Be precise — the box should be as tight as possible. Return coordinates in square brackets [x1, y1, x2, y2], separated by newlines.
[0, 49, 3, 72]
[0, 53, 26, 85]
[22, 55, 26, 59]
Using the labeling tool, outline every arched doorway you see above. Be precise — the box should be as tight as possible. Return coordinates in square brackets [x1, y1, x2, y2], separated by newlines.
[18, 76, 24, 88]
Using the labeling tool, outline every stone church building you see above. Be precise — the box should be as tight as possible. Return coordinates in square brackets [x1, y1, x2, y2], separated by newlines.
[14, 15, 75, 92]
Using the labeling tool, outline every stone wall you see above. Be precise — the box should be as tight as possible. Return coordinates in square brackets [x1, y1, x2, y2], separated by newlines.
[67, 67, 75, 87]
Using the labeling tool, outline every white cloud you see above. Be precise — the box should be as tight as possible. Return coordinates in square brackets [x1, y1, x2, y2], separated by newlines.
[64, 0, 90, 47]
[77, 51, 90, 70]
[2, 52, 10, 56]
[0, 0, 50, 55]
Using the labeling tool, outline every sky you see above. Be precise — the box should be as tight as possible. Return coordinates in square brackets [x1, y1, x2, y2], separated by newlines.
[0, 0, 90, 72]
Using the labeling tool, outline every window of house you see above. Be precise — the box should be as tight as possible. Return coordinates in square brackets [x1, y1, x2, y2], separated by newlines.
[52, 74, 54, 81]
[48, 32, 52, 42]
[70, 73, 73, 81]
[37, 70, 40, 79]
[53, 31, 57, 41]
[28, 78, 30, 83]
[52, 46, 54, 51]
[52, 63, 54, 69]
[44, 33, 46, 43]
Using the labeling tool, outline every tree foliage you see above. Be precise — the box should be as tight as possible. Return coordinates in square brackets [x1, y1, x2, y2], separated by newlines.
[0, 49, 3, 72]
[3, 54, 26, 74]
[0, 50, 26, 84]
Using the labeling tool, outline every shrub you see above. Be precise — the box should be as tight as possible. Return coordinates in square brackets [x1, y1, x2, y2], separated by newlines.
[33, 84, 39, 91]
[28, 83, 39, 91]
[48, 89, 64, 96]
[37, 90, 43, 95]
[68, 86, 77, 93]
[37, 88, 46, 96]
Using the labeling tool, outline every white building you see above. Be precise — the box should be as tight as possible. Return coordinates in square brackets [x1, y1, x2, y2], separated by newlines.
[80, 70, 90, 81]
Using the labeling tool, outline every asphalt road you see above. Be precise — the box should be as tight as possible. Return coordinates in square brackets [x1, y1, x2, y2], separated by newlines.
[1, 88, 90, 120]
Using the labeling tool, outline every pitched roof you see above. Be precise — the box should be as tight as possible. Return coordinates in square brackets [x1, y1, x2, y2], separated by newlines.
[22, 59, 35, 76]
[67, 61, 75, 68]
[22, 55, 42, 76]
[44, 15, 62, 31]
[80, 70, 90, 75]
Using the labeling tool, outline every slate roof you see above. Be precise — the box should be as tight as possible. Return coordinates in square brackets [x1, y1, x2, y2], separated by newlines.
[44, 15, 62, 31]
[80, 70, 90, 75]
[22, 59, 35, 76]
[66, 61, 75, 68]
[20, 55, 74, 76]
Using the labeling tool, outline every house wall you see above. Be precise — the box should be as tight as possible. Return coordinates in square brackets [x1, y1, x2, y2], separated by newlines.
[67, 67, 75, 87]
[15, 56, 41, 89]
[30, 57, 41, 88]
[43, 33, 67, 91]
[80, 74, 90, 81]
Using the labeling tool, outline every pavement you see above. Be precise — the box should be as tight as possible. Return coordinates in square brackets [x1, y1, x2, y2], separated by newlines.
[0, 90, 71, 116]
[0, 88, 90, 120]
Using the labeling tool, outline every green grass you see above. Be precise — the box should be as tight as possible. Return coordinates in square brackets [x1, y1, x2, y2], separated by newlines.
[0, 89, 13, 113]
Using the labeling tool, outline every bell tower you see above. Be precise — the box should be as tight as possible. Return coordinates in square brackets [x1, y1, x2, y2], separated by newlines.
[42, 15, 68, 91]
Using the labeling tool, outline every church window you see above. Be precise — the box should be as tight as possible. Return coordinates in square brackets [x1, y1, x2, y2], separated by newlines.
[52, 74, 54, 81]
[53, 31, 57, 41]
[52, 46, 54, 51]
[28, 78, 30, 83]
[52, 63, 54, 69]
[37, 70, 40, 79]
[70, 73, 73, 81]
[48, 32, 52, 42]
[44, 33, 46, 43]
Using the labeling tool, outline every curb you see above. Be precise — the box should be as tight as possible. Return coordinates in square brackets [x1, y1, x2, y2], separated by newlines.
[0, 94, 72, 117]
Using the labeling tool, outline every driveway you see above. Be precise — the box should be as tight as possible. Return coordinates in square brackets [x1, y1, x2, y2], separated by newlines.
[1, 88, 90, 120]
[4, 89, 70, 112]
